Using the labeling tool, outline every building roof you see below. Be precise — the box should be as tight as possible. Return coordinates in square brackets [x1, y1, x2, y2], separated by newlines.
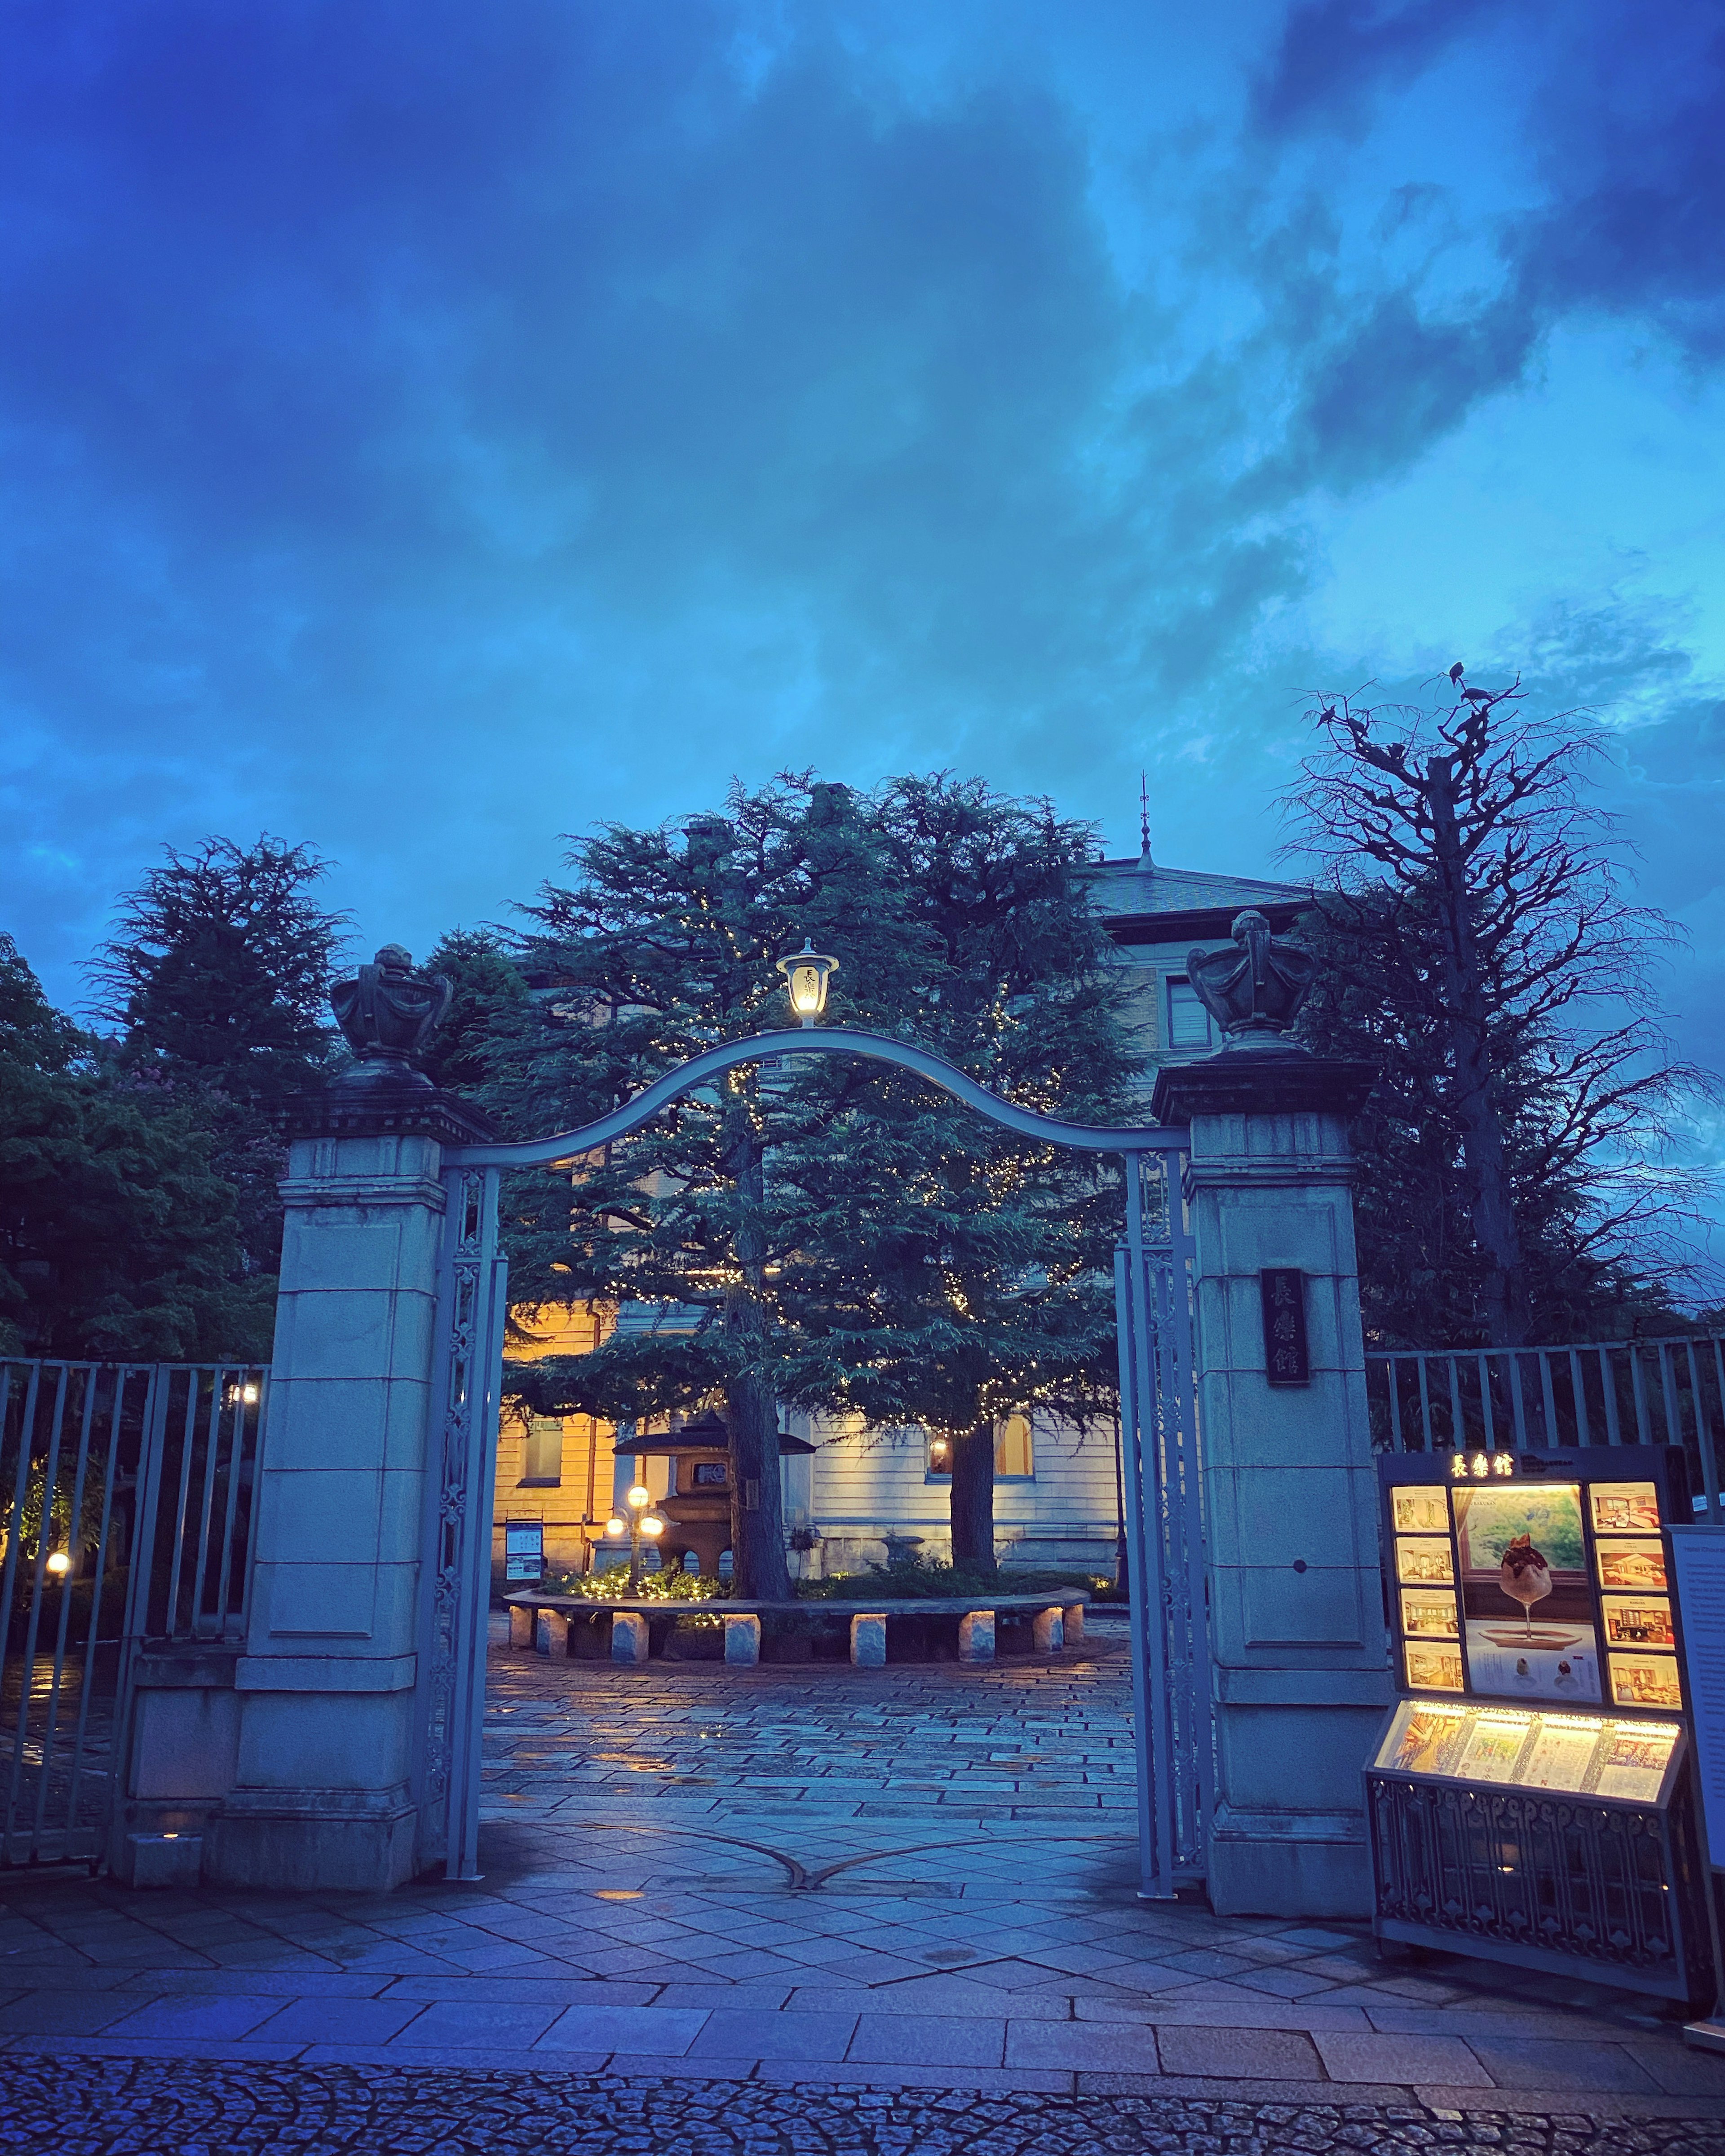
[1086, 854, 1311, 950]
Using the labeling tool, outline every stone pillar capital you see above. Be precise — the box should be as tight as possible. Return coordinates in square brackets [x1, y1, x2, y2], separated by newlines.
[283, 1086, 495, 1147]
[1150, 1048, 1375, 1132]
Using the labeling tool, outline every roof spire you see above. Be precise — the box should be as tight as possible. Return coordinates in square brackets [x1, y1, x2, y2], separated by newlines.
[1137, 772, 1153, 870]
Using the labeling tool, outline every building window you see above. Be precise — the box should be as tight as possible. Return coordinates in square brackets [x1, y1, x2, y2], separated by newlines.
[995, 1414, 1034, 1479]
[520, 1417, 562, 1487]
[1167, 977, 1213, 1051]
[926, 1419, 1035, 1480]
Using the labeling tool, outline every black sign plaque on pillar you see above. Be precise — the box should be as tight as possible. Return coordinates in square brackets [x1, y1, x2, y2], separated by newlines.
[1261, 1268, 1309, 1386]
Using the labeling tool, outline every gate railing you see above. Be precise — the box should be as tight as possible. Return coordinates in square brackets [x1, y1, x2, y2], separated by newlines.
[1117, 1148, 1208, 1901]
[0, 1359, 268, 1869]
[1366, 1336, 1725, 1518]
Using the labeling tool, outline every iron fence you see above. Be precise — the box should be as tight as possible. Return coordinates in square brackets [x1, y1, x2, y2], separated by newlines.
[0, 1360, 268, 1869]
[1366, 1337, 1725, 1520]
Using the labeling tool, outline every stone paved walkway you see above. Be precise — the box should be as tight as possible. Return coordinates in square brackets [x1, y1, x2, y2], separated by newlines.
[3, 1620, 1725, 2152]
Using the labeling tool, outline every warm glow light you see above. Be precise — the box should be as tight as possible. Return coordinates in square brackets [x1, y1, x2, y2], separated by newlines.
[605, 1516, 627, 1537]
[639, 1517, 664, 1538]
[45, 1552, 70, 1576]
[627, 1484, 652, 1510]
[775, 938, 838, 1026]
[241, 1383, 260, 1405]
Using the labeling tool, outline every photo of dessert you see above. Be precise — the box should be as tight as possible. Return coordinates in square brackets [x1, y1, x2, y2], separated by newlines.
[1590, 1483, 1661, 1535]
[1497, 1531, 1554, 1639]
[1455, 1483, 1597, 1701]
[1396, 1541, 1454, 1585]
[1596, 1542, 1667, 1591]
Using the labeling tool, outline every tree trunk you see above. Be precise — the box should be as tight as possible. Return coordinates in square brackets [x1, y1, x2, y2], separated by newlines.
[948, 1418, 996, 1577]
[1425, 757, 1530, 1348]
[723, 1093, 793, 1599]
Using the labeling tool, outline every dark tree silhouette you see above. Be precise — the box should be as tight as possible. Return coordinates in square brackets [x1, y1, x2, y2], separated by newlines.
[1291, 674, 1710, 1348]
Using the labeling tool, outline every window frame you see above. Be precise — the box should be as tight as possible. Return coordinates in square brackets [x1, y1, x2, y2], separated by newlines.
[518, 1416, 563, 1489]
[924, 1419, 1036, 1483]
[1165, 974, 1214, 1052]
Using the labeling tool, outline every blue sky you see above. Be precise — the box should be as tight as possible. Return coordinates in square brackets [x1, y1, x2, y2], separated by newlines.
[5, 3, 1725, 1195]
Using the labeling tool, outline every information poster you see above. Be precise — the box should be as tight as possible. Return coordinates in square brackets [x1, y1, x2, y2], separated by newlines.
[1522, 1719, 1602, 1791]
[1594, 1726, 1680, 1803]
[1668, 1526, 1725, 1870]
[1456, 1713, 1534, 1782]
[1379, 1701, 1471, 1775]
[1373, 1702, 1681, 1803]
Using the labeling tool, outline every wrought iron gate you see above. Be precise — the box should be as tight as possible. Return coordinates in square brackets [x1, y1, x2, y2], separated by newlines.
[412, 1165, 508, 1881]
[431, 1023, 1206, 1896]
[1116, 1148, 1208, 1900]
[0, 1359, 268, 1870]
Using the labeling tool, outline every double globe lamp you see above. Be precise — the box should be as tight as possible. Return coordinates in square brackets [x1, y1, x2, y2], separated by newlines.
[605, 1480, 668, 1593]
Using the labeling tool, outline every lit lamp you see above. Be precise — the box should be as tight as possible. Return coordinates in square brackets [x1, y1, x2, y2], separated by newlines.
[45, 1551, 71, 1578]
[606, 1480, 668, 1592]
[775, 939, 839, 1028]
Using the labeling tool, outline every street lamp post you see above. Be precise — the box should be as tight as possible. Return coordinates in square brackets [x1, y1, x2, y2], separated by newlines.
[605, 1479, 667, 1593]
[775, 939, 839, 1027]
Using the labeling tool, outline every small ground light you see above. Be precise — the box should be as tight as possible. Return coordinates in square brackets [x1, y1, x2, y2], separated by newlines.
[45, 1552, 70, 1576]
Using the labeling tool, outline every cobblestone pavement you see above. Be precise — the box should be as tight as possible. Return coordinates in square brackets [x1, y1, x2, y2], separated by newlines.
[3, 2058, 1725, 2155]
[3, 1621, 1725, 2149]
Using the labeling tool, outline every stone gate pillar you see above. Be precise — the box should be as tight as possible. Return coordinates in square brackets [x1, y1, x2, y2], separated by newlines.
[1153, 1041, 1389, 1919]
[197, 1087, 487, 1890]
[169, 945, 491, 1892]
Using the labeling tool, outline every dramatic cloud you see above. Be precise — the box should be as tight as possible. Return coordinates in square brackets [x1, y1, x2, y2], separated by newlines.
[3, 2, 1724, 1263]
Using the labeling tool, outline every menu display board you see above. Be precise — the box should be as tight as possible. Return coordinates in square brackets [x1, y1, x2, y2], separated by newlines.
[1370, 1448, 1710, 2008]
[1372, 1698, 1683, 1805]
[1379, 1454, 1687, 1720]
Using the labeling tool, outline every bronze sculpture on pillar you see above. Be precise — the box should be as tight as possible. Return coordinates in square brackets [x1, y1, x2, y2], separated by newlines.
[1186, 909, 1317, 1049]
[330, 945, 454, 1093]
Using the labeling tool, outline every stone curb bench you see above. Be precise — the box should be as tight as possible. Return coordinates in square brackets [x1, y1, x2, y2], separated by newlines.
[503, 1591, 1091, 1668]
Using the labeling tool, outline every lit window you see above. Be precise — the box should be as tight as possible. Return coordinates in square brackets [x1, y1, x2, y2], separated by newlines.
[995, 1414, 1034, 1479]
[521, 1418, 562, 1486]
[925, 1423, 1034, 1479]
[1167, 979, 1212, 1051]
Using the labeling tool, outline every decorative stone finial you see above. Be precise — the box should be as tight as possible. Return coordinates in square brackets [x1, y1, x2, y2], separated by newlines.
[329, 945, 453, 1093]
[1186, 910, 1316, 1049]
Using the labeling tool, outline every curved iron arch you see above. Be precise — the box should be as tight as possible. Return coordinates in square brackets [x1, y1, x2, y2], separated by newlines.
[442, 1025, 1185, 1168]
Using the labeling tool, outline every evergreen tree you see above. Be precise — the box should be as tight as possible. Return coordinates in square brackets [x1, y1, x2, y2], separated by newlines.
[0, 935, 262, 1358]
[486, 774, 1141, 1586]
[766, 777, 1141, 1572]
[93, 836, 349, 1277]
[419, 931, 529, 1095]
